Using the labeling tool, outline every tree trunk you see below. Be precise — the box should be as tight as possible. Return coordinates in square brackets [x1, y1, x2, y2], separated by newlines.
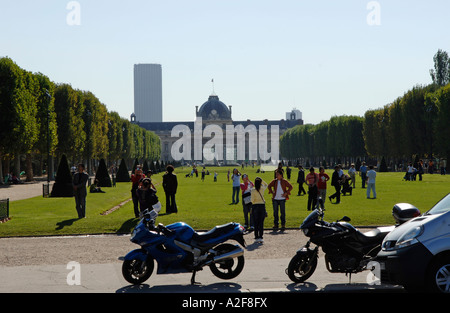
[0, 153, 3, 184]
[14, 155, 20, 177]
[26, 153, 34, 182]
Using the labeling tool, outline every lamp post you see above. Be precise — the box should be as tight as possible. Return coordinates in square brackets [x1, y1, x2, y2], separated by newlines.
[43, 89, 52, 197]
[45, 89, 52, 184]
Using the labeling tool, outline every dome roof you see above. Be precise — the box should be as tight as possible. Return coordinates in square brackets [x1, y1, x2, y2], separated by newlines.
[197, 95, 231, 120]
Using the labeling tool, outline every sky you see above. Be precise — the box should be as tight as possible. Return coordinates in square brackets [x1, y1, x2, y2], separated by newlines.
[1, 0, 450, 125]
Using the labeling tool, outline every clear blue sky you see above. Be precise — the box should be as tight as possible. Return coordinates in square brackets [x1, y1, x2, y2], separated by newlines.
[1, 0, 449, 125]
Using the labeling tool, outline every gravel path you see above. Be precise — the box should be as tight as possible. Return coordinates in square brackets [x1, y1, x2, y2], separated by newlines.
[0, 181, 48, 202]
[0, 230, 306, 267]
[0, 182, 374, 269]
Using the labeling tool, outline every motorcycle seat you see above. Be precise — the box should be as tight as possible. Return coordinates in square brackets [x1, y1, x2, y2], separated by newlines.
[354, 228, 386, 244]
[192, 223, 237, 243]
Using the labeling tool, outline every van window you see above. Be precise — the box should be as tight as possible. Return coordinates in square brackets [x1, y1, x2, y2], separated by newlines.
[426, 193, 450, 215]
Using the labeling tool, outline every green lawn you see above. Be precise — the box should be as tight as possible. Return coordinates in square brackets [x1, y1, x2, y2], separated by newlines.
[1, 166, 449, 237]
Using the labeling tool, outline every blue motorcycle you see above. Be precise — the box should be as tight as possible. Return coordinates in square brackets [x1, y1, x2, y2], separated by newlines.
[122, 205, 246, 285]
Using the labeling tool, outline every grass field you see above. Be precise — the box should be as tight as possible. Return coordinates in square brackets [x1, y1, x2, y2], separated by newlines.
[1, 166, 449, 237]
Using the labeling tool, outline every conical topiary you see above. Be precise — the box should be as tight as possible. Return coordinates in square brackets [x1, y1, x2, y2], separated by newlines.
[142, 160, 149, 174]
[379, 156, 388, 172]
[94, 158, 111, 187]
[51, 154, 74, 197]
[116, 158, 130, 182]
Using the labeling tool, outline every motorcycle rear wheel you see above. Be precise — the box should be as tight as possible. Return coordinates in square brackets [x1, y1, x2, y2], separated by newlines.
[209, 243, 245, 280]
[287, 251, 318, 283]
[122, 256, 154, 285]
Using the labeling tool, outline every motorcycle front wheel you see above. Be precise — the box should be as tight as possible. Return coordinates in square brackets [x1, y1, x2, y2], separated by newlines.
[287, 250, 318, 283]
[122, 256, 154, 285]
[209, 243, 245, 280]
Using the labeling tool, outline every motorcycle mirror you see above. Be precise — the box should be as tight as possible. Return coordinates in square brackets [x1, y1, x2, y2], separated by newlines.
[340, 216, 351, 222]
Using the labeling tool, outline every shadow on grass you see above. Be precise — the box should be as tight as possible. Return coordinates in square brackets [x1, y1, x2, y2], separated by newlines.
[116, 218, 139, 234]
[55, 218, 80, 230]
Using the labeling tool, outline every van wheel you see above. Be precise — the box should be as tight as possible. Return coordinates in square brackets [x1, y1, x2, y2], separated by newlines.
[427, 255, 450, 293]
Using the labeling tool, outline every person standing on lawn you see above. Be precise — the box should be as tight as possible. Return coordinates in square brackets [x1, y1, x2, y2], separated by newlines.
[240, 174, 254, 231]
[317, 166, 330, 209]
[366, 165, 377, 199]
[268, 169, 293, 230]
[231, 168, 241, 204]
[73, 163, 89, 219]
[360, 162, 368, 188]
[305, 167, 319, 211]
[329, 165, 342, 204]
[251, 177, 268, 243]
[130, 167, 144, 218]
[296, 165, 307, 196]
[162, 165, 178, 214]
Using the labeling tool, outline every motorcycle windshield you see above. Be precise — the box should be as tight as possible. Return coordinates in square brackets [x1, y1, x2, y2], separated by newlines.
[300, 209, 320, 229]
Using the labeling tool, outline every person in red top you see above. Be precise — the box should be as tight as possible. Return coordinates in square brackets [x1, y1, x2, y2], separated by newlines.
[317, 166, 330, 209]
[131, 167, 144, 218]
[305, 167, 319, 211]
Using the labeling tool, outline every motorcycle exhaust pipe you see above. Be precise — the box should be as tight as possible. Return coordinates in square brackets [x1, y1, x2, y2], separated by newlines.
[206, 246, 244, 265]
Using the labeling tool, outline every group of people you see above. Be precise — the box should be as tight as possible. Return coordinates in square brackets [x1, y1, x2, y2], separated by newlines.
[3, 172, 22, 185]
[296, 162, 377, 210]
[131, 165, 178, 218]
[232, 167, 294, 244]
[71, 162, 179, 220]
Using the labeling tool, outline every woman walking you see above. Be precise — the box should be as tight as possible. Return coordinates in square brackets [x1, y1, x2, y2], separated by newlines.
[251, 177, 268, 243]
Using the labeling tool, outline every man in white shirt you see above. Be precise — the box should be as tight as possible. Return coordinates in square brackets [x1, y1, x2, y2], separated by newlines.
[366, 165, 377, 199]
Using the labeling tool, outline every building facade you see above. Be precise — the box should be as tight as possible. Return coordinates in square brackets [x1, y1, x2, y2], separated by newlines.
[133, 64, 163, 123]
[134, 94, 303, 164]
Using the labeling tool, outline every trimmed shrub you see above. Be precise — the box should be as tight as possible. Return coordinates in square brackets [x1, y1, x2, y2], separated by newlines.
[95, 158, 111, 187]
[116, 158, 130, 182]
[51, 154, 74, 197]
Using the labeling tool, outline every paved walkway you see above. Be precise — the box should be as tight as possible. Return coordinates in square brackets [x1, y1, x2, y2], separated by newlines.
[0, 181, 50, 201]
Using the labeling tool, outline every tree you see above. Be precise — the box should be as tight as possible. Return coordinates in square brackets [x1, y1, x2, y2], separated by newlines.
[107, 111, 124, 163]
[34, 73, 58, 171]
[54, 84, 86, 161]
[51, 154, 74, 197]
[0, 59, 40, 179]
[82, 91, 108, 173]
[430, 49, 450, 87]
[431, 84, 450, 160]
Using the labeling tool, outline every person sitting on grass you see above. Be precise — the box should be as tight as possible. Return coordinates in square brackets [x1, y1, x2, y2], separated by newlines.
[90, 179, 105, 193]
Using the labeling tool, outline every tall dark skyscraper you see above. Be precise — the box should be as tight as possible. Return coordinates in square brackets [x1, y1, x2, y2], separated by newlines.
[133, 64, 162, 123]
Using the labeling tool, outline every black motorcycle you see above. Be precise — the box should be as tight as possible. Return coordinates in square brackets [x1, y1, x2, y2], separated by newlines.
[286, 200, 420, 283]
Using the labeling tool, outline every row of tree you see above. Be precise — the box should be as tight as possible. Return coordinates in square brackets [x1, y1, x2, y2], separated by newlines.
[363, 83, 450, 163]
[0, 57, 161, 182]
[281, 49, 450, 169]
[280, 115, 365, 167]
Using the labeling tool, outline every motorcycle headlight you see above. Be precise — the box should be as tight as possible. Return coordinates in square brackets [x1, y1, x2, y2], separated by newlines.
[130, 227, 140, 241]
[394, 226, 424, 250]
[302, 228, 309, 235]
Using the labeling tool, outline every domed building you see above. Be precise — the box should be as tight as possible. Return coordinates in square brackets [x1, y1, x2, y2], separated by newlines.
[196, 95, 232, 122]
[133, 93, 303, 164]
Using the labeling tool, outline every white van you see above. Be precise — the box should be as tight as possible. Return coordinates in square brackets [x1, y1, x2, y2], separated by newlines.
[376, 193, 450, 292]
